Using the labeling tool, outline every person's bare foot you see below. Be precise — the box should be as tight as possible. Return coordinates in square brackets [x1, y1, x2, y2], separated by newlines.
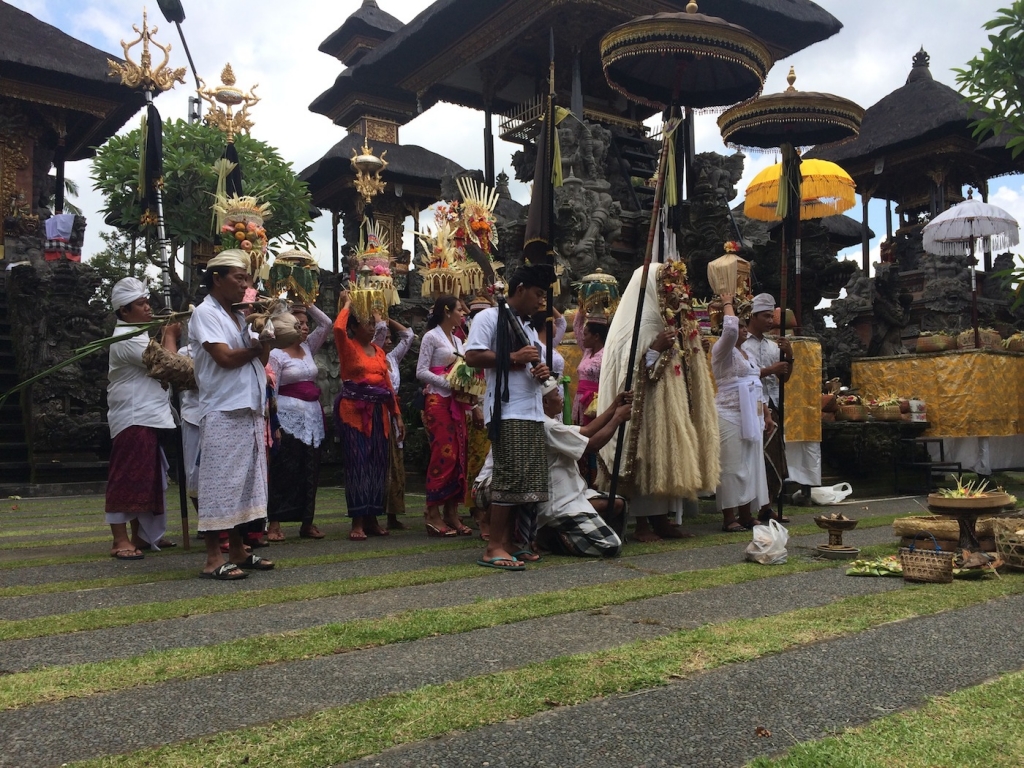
[632, 519, 661, 543]
[651, 515, 696, 539]
[387, 515, 407, 530]
[267, 522, 284, 541]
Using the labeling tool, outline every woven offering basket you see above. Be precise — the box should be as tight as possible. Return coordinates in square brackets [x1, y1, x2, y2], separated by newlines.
[915, 334, 957, 353]
[957, 329, 1002, 350]
[992, 519, 1024, 570]
[837, 404, 867, 421]
[899, 532, 954, 583]
[869, 404, 902, 421]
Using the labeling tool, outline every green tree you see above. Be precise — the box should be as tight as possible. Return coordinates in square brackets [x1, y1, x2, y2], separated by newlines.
[88, 230, 152, 306]
[955, 2, 1024, 156]
[90, 119, 315, 295]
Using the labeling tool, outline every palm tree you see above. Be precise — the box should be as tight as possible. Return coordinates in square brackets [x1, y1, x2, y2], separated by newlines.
[49, 177, 83, 216]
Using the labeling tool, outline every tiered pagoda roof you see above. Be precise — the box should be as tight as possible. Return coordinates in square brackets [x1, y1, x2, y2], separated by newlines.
[311, 0, 843, 130]
[0, 2, 148, 160]
[808, 49, 1024, 210]
[319, 0, 404, 67]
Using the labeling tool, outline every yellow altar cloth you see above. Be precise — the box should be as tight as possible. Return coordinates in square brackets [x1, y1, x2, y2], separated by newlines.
[786, 339, 822, 443]
[851, 349, 1024, 438]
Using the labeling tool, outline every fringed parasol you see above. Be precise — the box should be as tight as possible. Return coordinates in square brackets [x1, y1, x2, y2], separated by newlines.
[718, 67, 863, 150]
[600, 3, 774, 110]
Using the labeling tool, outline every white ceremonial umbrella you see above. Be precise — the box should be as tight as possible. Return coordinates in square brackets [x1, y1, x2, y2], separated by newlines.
[922, 198, 1019, 256]
[921, 196, 1020, 348]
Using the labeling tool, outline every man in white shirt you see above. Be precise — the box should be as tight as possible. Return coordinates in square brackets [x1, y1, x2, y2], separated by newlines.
[741, 293, 792, 522]
[189, 250, 275, 580]
[536, 379, 632, 558]
[465, 264, 554, 570]
[104, 278, 178, 560]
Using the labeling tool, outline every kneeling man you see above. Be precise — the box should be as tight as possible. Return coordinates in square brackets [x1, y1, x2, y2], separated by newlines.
[537, 380, 632, 557]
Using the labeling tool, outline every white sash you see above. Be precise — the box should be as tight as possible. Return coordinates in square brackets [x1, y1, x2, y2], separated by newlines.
[717, 375, 762, 440]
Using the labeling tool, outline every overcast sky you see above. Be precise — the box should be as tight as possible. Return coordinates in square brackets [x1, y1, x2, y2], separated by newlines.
[9, 0, 1021, 273]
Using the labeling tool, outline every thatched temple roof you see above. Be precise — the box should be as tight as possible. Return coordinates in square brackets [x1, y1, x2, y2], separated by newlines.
[319, 0, 404, 67]
[807, 49, 1024, 206]
[311, 0, 842, 127]
[0, 2, 148, 160]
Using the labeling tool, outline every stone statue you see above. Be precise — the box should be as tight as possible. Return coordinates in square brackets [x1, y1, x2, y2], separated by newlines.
[868, 263, 911, 356]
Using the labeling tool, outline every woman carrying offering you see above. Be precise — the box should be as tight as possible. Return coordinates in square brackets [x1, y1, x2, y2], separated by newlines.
[711, 293, 772, 532]
[267, 302, 332, 541]
[416, 296, 473, 536]
[333, 290, 404, 540]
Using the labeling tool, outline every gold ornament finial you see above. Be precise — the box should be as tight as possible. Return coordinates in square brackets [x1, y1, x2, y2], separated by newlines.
[786, 66, 797, 91]
[686, 1, 699, 13]
[107, 8, 187, 92]
[350, 140, 389, 208]
[197, 62, 260, 143]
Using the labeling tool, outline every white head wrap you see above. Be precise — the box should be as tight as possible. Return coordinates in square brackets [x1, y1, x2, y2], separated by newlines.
[206, 248, 251, 272]
[751, 293, 776, 314]
[541, 377, 561, 399]
[111, 277, 148, 311]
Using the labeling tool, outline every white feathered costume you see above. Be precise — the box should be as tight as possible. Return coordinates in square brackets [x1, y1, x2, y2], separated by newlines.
[597, 262, 720, 503]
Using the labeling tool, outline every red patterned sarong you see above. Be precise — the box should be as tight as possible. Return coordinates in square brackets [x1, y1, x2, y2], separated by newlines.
[423, 392, 468, 504]
[105, 426, 165, 515]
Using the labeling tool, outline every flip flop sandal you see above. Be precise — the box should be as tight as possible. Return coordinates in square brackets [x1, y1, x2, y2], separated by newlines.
[111, 548, 144, 560]
[451, 523, 473, 536]
[512, 549, 542, 562]
[349, 530, 368, 541]
[366, 527, 390, 537]
[237, 554, 275, 571]
[267, 531, 286, 542]
[299, 526, 326, 539]
[477, 556, 525, 571]
[199, 563, 247, 580]
[721, 522, 747, 533]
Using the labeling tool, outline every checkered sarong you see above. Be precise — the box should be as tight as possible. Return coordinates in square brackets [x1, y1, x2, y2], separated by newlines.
[492, 419, 547, 505]
[542, 498, 622, 558]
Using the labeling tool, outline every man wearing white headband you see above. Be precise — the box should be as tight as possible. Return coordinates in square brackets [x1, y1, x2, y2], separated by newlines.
[104, 277, 178, 559]
[189, 250, 275, 580]
[741, 292, 793, 523]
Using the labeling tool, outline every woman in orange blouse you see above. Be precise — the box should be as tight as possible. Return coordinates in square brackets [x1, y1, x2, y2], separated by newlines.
[333, 290, 405, 540]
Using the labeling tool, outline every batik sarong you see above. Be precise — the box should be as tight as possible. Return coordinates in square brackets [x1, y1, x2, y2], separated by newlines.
[341, 407, 389, 518]
[540, 497, 622, 558]
[106, 425, 165, 516]
[492, 418, 547, 505]
[423, 393, 468, 504]
[464, 420, 491, 509]
[386, 418, 406, 516]
[197, 409, 268, 532]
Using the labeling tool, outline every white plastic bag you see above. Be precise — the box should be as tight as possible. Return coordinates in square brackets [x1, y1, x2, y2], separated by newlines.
[809, 482, 853, 505]
[745, 519, 789, 565]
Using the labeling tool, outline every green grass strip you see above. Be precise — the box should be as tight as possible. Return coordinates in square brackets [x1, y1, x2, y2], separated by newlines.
[71, 574, 1024, 768]
[0, 544, 896, 711]
[749, 670, 1024, 768]
[0, 562, 492, 642]
[0, 539, 480, 598]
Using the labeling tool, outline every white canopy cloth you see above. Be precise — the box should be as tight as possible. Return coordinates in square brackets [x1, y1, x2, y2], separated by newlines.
[921, 199, 1019, 255]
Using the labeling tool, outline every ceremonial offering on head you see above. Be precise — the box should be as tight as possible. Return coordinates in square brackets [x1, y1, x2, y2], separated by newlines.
[268, 248, 320, 305]
[706, 241, 752, 330]
[351, 217, 399, 308]
[417, 178, 501, 299]
[444, 356, 487, 404]
[576, 269, 619, 325]
[214, 194, 272, 281]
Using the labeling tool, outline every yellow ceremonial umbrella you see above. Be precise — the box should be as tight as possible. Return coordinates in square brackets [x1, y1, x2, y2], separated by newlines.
[744, 158, 856, 222]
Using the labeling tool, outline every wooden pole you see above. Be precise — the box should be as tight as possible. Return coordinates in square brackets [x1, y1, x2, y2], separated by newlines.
[606, 123, 675, 536]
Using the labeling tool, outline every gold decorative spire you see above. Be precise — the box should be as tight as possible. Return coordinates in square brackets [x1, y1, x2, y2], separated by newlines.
[786, 66, 797, 91]
[350, 140, 389, 207]
[107, 8, 186, 92]
[197, 63, 260, 143]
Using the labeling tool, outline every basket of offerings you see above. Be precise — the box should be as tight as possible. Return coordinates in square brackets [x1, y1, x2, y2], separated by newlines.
[898, 532, 954, 583]
[957, 328, 1002, 350]
[991, 519, 1024, 570]
[444, 357, 487, 405]
[927, 478, 1016, 511]
[1002, 333, 1024, 353]
[867, 395, 902, 421]
[914, 332, 956, 353]
[835, 395, 866, 421]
